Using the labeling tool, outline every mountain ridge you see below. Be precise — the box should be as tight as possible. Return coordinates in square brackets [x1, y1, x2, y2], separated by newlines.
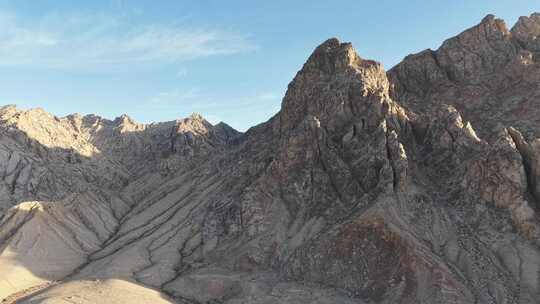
[2, 13, 540, 304]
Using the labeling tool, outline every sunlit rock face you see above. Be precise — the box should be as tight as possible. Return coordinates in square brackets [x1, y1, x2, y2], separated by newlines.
[4, 13, 540, 304]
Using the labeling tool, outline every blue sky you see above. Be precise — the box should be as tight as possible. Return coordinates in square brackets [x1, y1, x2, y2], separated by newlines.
[0, 1, 538, 131]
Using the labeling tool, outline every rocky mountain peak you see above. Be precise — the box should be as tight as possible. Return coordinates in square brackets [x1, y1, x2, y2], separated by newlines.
[0, 104, 19, 117]
[388, 12, 540, 139]
[280, 38, 390, 135]
[480, 13, 510, 33]
[303, 38, 361, 74]
[175, 113, 213, 135]
[188, 112, 205, 121]
[434, 13, 516, 81]
[114, 113, 134, 124]
[213, 121, 242, 142]
[511, 12, 540, 52]
[113, 114, 143, 133]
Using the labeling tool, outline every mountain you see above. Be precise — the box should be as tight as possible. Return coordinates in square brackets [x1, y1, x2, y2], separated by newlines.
[2, 13, 540, 304]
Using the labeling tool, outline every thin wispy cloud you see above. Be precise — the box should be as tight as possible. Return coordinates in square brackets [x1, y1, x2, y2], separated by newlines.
[176, 69, 188, 77]
[0, 11, 257, 70]
[147, 88, 211, 109]
[145, 88, 281, 111]
[139, 88, 282, 130]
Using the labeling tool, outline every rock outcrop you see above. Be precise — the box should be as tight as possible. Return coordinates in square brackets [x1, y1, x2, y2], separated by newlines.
[3, 13, 540, 304]
[388, 13, 540, 140]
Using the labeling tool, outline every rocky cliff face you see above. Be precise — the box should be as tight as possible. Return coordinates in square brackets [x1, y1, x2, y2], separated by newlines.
[388, 14, 540, 140]
[3, 13, 540, 304]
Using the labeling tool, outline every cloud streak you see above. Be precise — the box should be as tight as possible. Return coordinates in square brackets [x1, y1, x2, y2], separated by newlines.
[145, 88, 281, 112]
[130, 87, 283, 130]
[0, 11, 257, 70]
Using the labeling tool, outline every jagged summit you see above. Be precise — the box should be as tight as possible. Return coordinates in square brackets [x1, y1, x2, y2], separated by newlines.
[512, 13, 540, 52]
[213, 121, 242, 141]
[0, 105, 225, 133]
[0, 105, 233, 135]
[303, 38, 360, 72]
[479, 13, 509, 30]
[302, 37, 384, 75]
[113, 113, 136, 124]
[389, 12, 540, 139]
[0, 105, 239, 177]
[280, 37, 390, 134]
[187, 112, 205, 120]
